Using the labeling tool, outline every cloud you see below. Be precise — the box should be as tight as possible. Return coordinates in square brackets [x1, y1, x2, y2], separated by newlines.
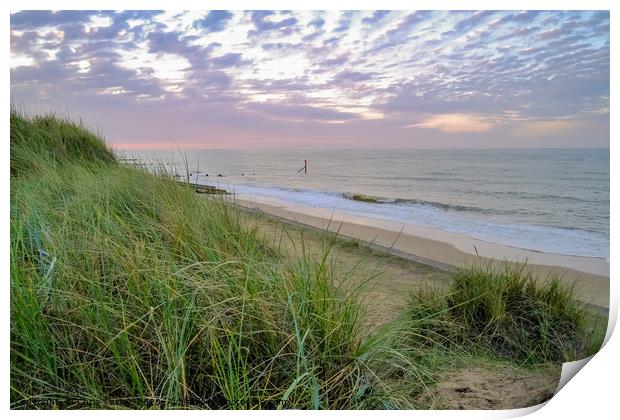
[511, 119, 580, 137]
[193, 11, 233, 32]
[246, 102, 357, 123]
[491, 11, 544, 27]
[308, 17, 325, 29]
[11, 54, 167, 100]
[261, 42, 303, 52]
[147, 31, 201, 57]
[9, 10, 610, 148]
[408, 114, 494, 133]
[333, 70, 376, 84]
[248, 11, 298, 37]
[10, 10, 99, 29]
[441, 11, 497, 37]
[538, 28, 562, 40]
[362, 11, 390, 25]
[333, 11, 354, 32]
[210, 52, 246, 68]
[371, 11, 433, 52]
[319, 54, 350, 67]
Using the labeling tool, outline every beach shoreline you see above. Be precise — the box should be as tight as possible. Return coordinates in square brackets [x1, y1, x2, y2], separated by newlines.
[234, 194, 610, 309]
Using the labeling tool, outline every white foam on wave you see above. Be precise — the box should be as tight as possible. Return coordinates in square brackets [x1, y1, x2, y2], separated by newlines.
[223, 183, 610, 261]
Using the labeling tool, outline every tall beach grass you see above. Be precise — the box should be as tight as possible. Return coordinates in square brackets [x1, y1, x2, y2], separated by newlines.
[10, 110, 425, 409]
[404, 263, 606, 364]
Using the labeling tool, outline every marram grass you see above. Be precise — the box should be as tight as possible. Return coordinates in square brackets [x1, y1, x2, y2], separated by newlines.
[10, 111, 423, 409]
[405, 263, 606, 364]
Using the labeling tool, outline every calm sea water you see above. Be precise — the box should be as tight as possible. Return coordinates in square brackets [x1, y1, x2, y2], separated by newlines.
[120, 149, 610, 260]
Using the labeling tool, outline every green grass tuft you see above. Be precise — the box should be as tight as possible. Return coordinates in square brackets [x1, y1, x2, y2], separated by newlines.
[405, 263, 606, 364]
[10, 107, 116, 177]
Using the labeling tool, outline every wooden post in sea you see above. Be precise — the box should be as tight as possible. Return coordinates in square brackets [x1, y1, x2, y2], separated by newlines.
[297, 160, 307, 174]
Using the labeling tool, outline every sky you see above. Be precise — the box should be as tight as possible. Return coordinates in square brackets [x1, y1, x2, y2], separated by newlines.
[10, 10, 610, 149]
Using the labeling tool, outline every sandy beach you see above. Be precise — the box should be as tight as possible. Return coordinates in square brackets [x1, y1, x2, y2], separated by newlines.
[235, 194, 610, 309]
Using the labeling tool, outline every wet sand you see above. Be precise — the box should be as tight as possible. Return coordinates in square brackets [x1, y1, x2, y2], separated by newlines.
[235, 194, 609, 309]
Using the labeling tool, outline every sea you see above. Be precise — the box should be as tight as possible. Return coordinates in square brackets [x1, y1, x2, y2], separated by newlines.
[119, 149, 610, 260]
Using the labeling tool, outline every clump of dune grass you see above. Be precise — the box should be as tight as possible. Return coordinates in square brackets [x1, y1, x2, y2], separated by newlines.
[405, 263, 605, 364]
[10, 107, 116, 177]
[10, 110, 425, 409]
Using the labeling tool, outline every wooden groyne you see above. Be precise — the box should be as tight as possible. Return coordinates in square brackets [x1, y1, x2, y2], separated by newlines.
[118, 157, 227, 194]
[178, 181, 228, 195]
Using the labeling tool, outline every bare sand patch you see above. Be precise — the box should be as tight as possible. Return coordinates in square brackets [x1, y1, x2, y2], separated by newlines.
[421, 365, 560, 410]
